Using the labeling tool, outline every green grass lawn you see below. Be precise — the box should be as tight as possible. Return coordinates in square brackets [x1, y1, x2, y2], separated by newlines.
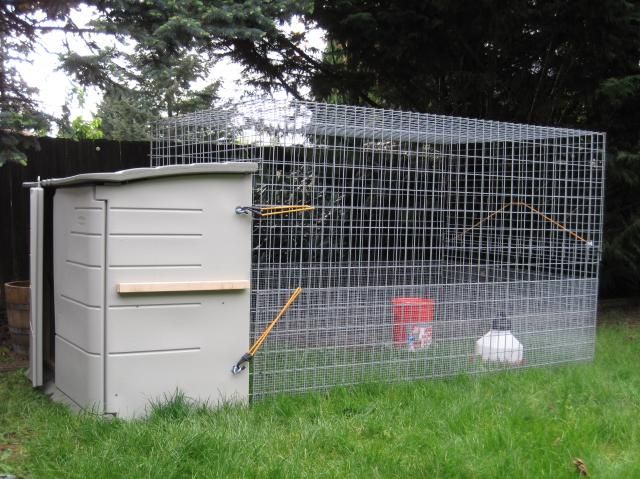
[1, 310, 639, 478]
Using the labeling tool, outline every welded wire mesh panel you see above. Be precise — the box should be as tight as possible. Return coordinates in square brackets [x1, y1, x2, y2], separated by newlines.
[151, 100, 605, 399]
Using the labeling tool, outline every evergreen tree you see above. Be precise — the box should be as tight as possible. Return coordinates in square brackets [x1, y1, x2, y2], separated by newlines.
[308, 0, 640, 295]
[2, 1, 309, 147]
[2, 0, 638, 294]
[0, 1, 79, 164]
[91, 48, 220, 140]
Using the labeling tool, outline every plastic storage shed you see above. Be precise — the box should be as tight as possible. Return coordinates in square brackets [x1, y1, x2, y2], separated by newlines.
[26, 163, 257, 418]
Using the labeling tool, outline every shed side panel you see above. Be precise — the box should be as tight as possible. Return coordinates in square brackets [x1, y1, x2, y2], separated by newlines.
[53, 186, 105, 410]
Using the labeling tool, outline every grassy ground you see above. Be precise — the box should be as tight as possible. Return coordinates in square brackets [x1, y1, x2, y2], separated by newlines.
[1, 309, 639, 478]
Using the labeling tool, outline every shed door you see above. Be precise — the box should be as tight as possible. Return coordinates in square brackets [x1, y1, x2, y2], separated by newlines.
[29, 187, 44, 387]
[97, 172, 252, 418]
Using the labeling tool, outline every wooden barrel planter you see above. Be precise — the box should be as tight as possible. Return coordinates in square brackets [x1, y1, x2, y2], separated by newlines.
[4, 281, 30, 357]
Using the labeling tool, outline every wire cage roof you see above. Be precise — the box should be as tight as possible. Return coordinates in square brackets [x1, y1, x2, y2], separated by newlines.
[152, 99, 601, 150]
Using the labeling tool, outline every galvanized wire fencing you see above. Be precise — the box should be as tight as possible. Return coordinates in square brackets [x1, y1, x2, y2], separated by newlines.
[151, 100, 605, 398]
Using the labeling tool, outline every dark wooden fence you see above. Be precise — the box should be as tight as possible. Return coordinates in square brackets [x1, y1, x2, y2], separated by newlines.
[0, 137, 634, 308]
[0, 138, 149, 308]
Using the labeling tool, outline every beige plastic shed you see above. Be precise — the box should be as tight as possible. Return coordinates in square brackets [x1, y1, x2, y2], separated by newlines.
[26, 163, 257, 418]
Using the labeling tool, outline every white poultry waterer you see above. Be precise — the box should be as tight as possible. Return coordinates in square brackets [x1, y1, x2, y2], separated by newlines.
[475, 314, 523, 364]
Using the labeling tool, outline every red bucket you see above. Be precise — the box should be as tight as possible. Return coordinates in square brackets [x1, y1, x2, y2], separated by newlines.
[392, 298, 434, 349]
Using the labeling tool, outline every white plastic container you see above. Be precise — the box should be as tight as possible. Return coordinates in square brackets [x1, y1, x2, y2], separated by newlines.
[475, 329, 523, 364]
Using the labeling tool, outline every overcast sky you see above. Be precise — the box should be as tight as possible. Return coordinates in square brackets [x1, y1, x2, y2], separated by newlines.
[19, 7, 324, 127]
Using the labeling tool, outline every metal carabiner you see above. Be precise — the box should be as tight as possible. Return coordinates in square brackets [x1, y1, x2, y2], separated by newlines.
[231, 352, 253, 375]
[235, 206, 261, 216]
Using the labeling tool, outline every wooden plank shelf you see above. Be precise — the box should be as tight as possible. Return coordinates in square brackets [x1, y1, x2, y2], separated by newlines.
[116, 280, 250, 294]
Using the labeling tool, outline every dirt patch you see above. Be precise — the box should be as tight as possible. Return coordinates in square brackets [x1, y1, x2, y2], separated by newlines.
[0, 442, 26, 466]
[0, 431, 26, 470]
[0, 443, 22, 454]
[599, 299, 640, 327]
[0, 318, 28, 372]
[611, 308, 640, 327]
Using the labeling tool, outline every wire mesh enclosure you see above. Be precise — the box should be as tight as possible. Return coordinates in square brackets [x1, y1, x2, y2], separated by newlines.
[151, 100, 606, 399]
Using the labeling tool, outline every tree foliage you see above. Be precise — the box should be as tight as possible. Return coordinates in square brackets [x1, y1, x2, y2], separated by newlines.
[88, 47, 220, 140]
[1, 1, 245, 147]
[1, 0, 639, 295]
[83, 0, 314, 97]
[310, 1, 640, 120]
[0, 0, 79, 164]
[307, 0, 640, 296]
